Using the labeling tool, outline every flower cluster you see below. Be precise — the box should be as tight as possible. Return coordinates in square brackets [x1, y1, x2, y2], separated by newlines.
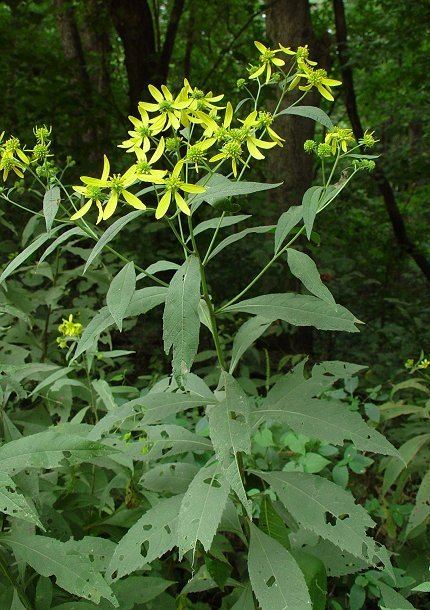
[56, 314, 83, 349]
[405, 356, 430, 371]
[0, 126, 54, 182]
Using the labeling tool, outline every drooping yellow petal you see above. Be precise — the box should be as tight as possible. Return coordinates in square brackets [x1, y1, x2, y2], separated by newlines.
[254, 41, 268, 54]
[322, 78, 342, 87]
[150, 137, 165, 164]
[317, 84, 334, 101]
[70, 199, 92, 220]
[103, 192, 118, 220]
[249, 65, 265, 79]
[95, 200, 103, 224]
[101, 155, 110, 181]
[272, 57, 285, 67]
[123, 190, 146, 210]
[155, 191, 171, 219]
[180, 183, 206, 194]
[172, 160, 184, 178]
[139, 102, 159, 112]
[174, 191, 191, 215]
[247, 140, 265, 160]
[250, 137, 277, 150]
[148, 84, 164, 102]
[224, 102, 233, 128]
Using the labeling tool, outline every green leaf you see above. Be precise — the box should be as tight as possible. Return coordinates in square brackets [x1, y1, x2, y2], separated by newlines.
[290, 550, 327, 610]
[207, 373, 252, 517]
[107, 494, 183, 581]
[412, 582, 430, 592]
[190, 173, 282, 210]
[192, 214, 251, 237]
[277, 105, 333, 129]
[137, 260, 179, 279]
[287, 248, 335, 305]
[43, 186, 60, 232]
[0, 229, 60, 285]
[231, 584, 255, 609]
[206, 225, 274, 263]
[274, 206, 303, 253]
[223, 293, 360, 332]
[257, 471, 394, 577]
[406, 469, 430, 537]
[378, 582, 416, 609]
[40, 227, 86, 263]
[0, 430, 115, 475]
[248, 524, 312, 610]
[259, 496, 290, 549]
[143, 424, 212, 461]
[163, 255, 201, 384]
[30, 366, 73, 396]
[83, 210, 144, 273]
[140, 462, 199, 494]
[178, 463, 230, 559]
[229, 316, 270, 374]
[107, 262, 136, 331]
[382, 434, 430, 493]
[0, 472, 44, 527]
[1, 533, 118, 606]
[302, 186, 324, 239]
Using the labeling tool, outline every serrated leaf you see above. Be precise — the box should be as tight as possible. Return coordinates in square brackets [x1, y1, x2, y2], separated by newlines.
[1, 533, 118, 606]
[190, 173, 282, 210]
[43, 186, 60, 232]
[287, 248, 335, 305]
[229, 316, 270, 374]
[248, 524, 312, 610]
[302, 186, 324, 239]
[206, 225, 274, 262]
[107, 262, 136, 331]
[302, 539, 367, 576]
[207, 373, 252, 517]
[0, 431, 115, 475]
[223, 293, 360, 332]
[0, 472, 43, 527]
[143, 424, 212, 461]
[107, 494, 183, 581]
[163, 255, 201, 384]
[178, 463, 230, 559]
[140, 462, 199, 494]
[277, 105, 333, 129]
[257, 471, 394, 577]
[406, 469, 430, 537]
[274, 206, 303, 253]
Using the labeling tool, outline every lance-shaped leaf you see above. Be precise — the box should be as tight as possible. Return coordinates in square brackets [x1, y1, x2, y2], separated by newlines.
[302, 186, 324, 239]
[178, 463, 230, 559]
[230, 316, 270, 374]
[248, 524, 312, 610]
[231, 584, 255, 609]
[287, 248, 335, 305]
[208, 373, 252, 517]
[277, 105, 333, 129]
[43, 186, 60, 232]
[378, 582, 417, 610]
[190, 172, 282, 209]
[406, 469, 430, 537]
[257, 471, 394, 577]
[107, 494, 183, 581]
[0, 431, 115, 475]
[274, 205, 303, 253]
[192, 214, 251, 237]
[107, 262, 136, 331]
[0, 473, 43, 528]
[140, 462, 199, 494]
[223, 293, 360, 332]
[1, 533, 118, 606]
[382, 434, 430, 493]
[143, 424, 212, 461]
[163, 255, 201, 383]
[206, 225, 274, 262]
[39, 226, 86, 262]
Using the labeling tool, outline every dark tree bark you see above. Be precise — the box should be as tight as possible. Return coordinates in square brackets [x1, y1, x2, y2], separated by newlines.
[79, 0, 112, 97]
[332, 0, 430, 283]
[266, 0, 330, 211]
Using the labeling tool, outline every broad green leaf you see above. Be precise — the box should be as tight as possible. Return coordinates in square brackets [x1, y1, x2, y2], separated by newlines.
[125, 286, 168, 317]
[277, 105, 333, 129]
[259, 496, 290, 549]
[43, 186, 60, 232]
[378, 582, 416, 609]
[107, 262, 136, 331]
[0, 430, 115, 475]
[192, 214, 251, 237]
[248, 524, 312, 610]
[140, 462, 199, 494]
[274, 206, 303, 253]
[83, 210, 144, 273]
[143, 424, 212, 461]
[229, 316, 270, 374]
[30, 367, 73, 396]
[412, 582, 430, 592]
[138, 391, 206, 425]
[0, 305, 32, 326]
[107, 494, 183, 581]
[287, 248, 335, 305]
[302, 539, 367, 576]
[206, 225, 274, 262]
[382, 434, 430, 493]
[1, 533, 118, 606]
[163, 255, 201, 384]
[0, 472, 43, 527]
[231, 584, 255, 609]
[137, 260, 179, 280]
[302, 186, 324, 239]
[178, 463, 230, 559]
[207, 373, 252, 517]
[257, 471, 394, 577]
[223, 293, 360, 332]
[0, 229, 60, 285]
[190, 173, 282, 209]
[406, 469, 430, 537]
[40, 227, 86, 262]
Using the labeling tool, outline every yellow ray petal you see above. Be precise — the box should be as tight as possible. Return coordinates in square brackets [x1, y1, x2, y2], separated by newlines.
[70, 199, 92, 220]
[148, 84, 164, 102]
[103, 192, 118, 220]
[155, 191, 171, 219]
[174, 191, 191, 215]
[123, 190, 146, 210]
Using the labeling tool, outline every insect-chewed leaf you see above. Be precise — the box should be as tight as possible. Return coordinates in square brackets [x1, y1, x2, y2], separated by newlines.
[163, 255, 201, 384]
[256, 471, 394, 578]
[274, 205, 303, 253]
[277, 105, 334, 129]
[229, 316, 270, 374]
[140, 462, 200, 494]
[223, 293, 360, 332]
[287, 248, 335, 305]
[0, 430, 115, 475]
[302, 539, 371, 577]
[178, 462, 230, 559]
[107, 494, 183, 581]
[43, 186, 61, 232]
[0, 472, 44, 528]
[406, 469, 430, 537]
[1, 533, 118, 606]
[143, 424, 212, 461]
[107, 262, 136, 331]
[248, 524, 312, 610]
[207, 373, 252, 517]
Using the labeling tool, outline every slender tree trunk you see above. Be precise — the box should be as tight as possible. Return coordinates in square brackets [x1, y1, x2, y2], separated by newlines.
[332, 0, 430, 283]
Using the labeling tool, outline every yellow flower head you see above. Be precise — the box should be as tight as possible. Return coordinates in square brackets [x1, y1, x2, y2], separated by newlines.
[249, 41, 285, 83]
[152, 160, 205, 219]
[0, 135, 30, 182]
[182, 79, 224, 112]
[119, 108, 163, 153]
[325, 126, 355, 154]
[291, 64, 342, 101]
[280, 44, 317, 67]
[58, 314, 83, 338]
[128, 137, 167, 183]
[139, 85, 190, 131]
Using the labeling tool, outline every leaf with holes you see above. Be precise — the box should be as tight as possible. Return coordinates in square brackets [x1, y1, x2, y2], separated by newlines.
[142, 424, 212, 461]
[0, 473, 43, 528]
[107, 262, 136, 331]
[248, 524, 312, 610]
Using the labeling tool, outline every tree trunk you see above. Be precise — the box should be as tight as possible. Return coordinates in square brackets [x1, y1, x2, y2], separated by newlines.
[332, 0, 430, 283]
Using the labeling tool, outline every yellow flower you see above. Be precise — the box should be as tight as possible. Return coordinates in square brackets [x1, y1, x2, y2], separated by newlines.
[58, 314, 83, 338]
[325, 126, 355, 154]
[0, 135, 30, 181]
[249, 41, 285, 83]
[71, 155, 110, 223]
[102, 168, 146, 220]
[238, 111, 277, 159]
[119, 108, 163, 153]
[418, 358, 430, 370]
[210, 140, 244, 177]
[149, 160, 205, 219]
[292, 64, 342, 101]
[279, 44, 317, 67]
[256, 111, 284, 144]
[128, 137, 167, 183]
[139, 85, 190, 131]
[185, 138, 216, 171]
[181, 78, 224, 112]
